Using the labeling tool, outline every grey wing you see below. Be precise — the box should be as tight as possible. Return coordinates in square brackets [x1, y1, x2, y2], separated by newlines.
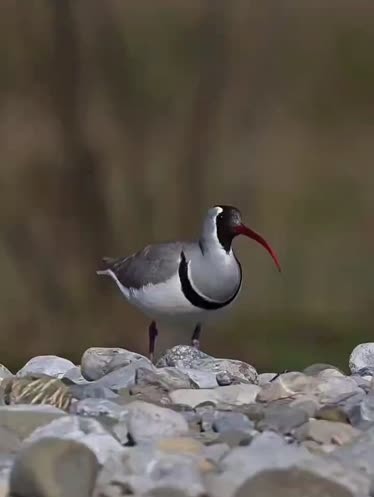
[101, 242, 186, 289]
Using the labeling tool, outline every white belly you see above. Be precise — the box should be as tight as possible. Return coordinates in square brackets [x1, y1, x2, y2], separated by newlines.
[103, 270, 238, 328]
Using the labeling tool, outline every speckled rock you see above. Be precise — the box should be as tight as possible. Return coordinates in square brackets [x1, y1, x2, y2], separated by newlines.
[10, 437, 99, 497]
[135, 366, 198, 390]
[81, 347, 153, 381]
[349, 343, 374, 375]
[156, 346, 211, 368]
[16, 355, 75, 379]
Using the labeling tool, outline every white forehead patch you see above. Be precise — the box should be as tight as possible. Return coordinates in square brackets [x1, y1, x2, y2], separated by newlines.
[211, 206, 223, 217]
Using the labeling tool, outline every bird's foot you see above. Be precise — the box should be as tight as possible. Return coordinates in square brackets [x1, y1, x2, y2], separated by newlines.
[191, 339, 200, 350]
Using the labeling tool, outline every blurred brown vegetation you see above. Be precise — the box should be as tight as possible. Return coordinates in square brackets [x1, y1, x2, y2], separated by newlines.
[0, 1, 373, 371]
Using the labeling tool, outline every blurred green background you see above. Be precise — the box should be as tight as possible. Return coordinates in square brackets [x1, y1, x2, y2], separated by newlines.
[0, 1, 373, 372]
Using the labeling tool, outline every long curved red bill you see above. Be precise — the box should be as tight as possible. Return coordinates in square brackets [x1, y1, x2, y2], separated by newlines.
[235, 224, 281, 272]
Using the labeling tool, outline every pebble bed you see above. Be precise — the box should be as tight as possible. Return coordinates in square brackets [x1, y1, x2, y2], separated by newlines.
[1, 343, 374, 496]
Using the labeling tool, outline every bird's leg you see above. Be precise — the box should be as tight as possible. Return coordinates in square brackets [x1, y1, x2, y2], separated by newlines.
[148, 321, 158, 363]
[191, 324, 201, 349]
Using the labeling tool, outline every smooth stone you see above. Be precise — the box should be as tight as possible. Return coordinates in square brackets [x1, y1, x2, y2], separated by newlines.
[295, 419, 360, 446]
[16, 355, 75, 379]
[257, 373, 277, 385]
[289, 396, 320, 418]
[213, 411, 254, 446]
[0, 425, 22, 454]
[169, 384, 260, 408]
[316, 405, 350, 423]
[25, 415, 124, 465]
[303, 363, 342, 376]
[333, 425, 374, 485]
[0, 364, 12, 380]
[81, 347, 153, 381]
[10, 437, 99, 497]
[0, 405, 66, 440]
[130, 383, 171, 405]
[156, 346, 211, 368]
[257, 405, 308, 434]
[349, 343, 374, 375]
[95, 446, 206, 497]
[230, 457, 370, 497]
[126, 401, 189, 443]
[135, 367, 197, 390]
[3, 377, 72, 410]
[203, 442, 231, 463]
[205, 432, 312, 497]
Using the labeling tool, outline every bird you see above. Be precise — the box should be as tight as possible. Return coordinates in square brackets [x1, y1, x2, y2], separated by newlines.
[96, 205, 281, 362]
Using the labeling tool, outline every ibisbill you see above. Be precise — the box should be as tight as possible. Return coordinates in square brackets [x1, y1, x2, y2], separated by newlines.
[97, 205, 281, 361]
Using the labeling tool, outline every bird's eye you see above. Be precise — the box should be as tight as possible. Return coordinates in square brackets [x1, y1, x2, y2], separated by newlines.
[217, 213, 223, 221]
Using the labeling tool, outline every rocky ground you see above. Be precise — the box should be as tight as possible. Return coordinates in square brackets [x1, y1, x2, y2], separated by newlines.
[1, 343, 374, 496]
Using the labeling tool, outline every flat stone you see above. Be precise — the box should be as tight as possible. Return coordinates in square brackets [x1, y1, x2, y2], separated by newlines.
[156, 346, 211, 368]
[10, 437, 99, 497]
[3, 376, 72, 410]
[213, 411, 254, 446]
[177, 368, 217, 388]
[71, 398, 127, 421]
[130, 383, 170, 405]
[16, 355, 75, 379]
[169, 384, 260, 408]
[257, 405, 308, 434]
[295, 419, 360, 447]
[316, 405, 350, 423]
[349, 343, 374, 375]
[289, 396, 320, 418]
[126, 400, 189, 443]
[25, 415, 125, 465]
[0, 425, 22, 454]
[0, 405, 66, 440]
[135, 367, 197, 390]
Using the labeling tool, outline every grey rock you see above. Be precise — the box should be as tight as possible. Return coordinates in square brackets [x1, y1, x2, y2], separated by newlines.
[257, 373, 277, 385]
[295, 419, 360, 447]
[333, 425, 374, 485]
[81, 347, 152, 381]
[231, 457, 370, 497]
[213, 411, 254, 446]
[257, 405, 308, 434]
[135, 366, 197, 390]
[94, 362, 154, 392]
[0, 425, 21, 454]
[62, 366, 88, 385]
[126, 401, 189, 443]
[349, 343, 374, 375]
[303, 363, 342, 376]
[69, 383, 120, 401]
[0, 405, 66, 440]
[157, 346, 257, 384]
[156, 346, 211, 368]
[16, 355, 75, 379]
[25, 415, 125, 464]
[10, 437, 99, 497]
[177, 368, 217, 388]
[95, 447, 206, 497]
[0, 364, 12, 380]
[289, 395, 320, 418]
[216, 371, 233, 386]
[257, 371, 359, 404]
[71, 398, 127, 421]
[206, 432, 312, 497]
[169, 384, 260, 408]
